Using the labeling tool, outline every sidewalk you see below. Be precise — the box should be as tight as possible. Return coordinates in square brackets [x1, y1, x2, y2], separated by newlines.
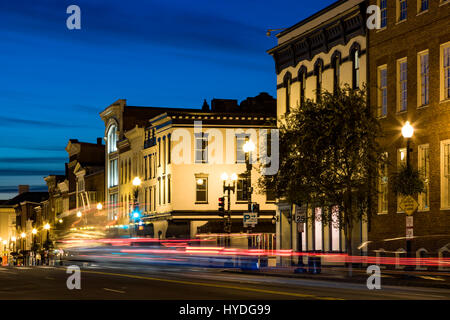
[224, 265, 450, 290]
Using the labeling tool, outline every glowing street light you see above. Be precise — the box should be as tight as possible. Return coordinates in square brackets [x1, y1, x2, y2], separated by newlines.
[197, 178, 204, 185]
[221, 172, 229, 181]
[132, 176, 142, 187]
[21, 232, 26, 238]
[97, 202, 103, 210]
[43, 223, 50, 230]
[2, 240, 6, 245]
[76, 211, 82, 218]
[32, 228, 37, 235]
[243, 140, 256, 153]
[402, 121, 414, 139]
[230, 173, 238, 181]
[11, 236, 16, 242]
[59, 219, 63, 224]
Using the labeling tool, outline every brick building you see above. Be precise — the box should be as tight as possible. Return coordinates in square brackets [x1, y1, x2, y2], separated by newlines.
[368, 0, 450, 262]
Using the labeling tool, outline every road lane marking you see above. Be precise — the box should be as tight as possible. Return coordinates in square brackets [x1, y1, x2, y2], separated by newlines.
[81, 270, 342, 300]
[103, 288, 126, 294]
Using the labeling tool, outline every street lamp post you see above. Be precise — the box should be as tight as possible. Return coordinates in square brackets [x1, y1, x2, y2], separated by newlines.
[221, 173, 237, 245]
[402, 121, 414, 259]
[243, 140, 256, 248]
[132, 177, 142, 237]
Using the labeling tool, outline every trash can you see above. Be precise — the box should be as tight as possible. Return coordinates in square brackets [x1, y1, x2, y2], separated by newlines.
[308, 255, 321, 274]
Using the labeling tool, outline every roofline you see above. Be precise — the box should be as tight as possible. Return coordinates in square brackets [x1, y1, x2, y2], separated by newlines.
[276, 0, 345, 38]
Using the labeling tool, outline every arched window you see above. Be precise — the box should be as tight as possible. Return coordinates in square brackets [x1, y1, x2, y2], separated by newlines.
[298, 66, 307, 107]
[332, 51, 342, 94]
[350, 43, 361, 89]
[107, 125, 117, 154]
[284, 72, 292, 114]
[314, 59, 323, 102]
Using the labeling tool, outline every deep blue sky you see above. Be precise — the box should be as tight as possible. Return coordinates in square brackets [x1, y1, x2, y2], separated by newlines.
[0, 0, 335, 199]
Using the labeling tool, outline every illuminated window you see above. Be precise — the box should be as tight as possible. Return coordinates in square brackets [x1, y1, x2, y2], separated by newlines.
[314, 208, 323, 251]
[418, 145, 430, 211]
[236, 134, 250, 163]
[195, 176, 208, 203]
[397, 148, 406, 212]
[108, 159, 118, 188]
[194, 133, 208, 164]
[441, 140, 450, 209]
[418, 51, 429, 106]
[397, 58, 408, 112]
[351, 48, 360, 89]
[107, 125, 117, 154]
[377, 65, 388, 117]
[442, 43, 450, 100]
[378, 152, 388, 214]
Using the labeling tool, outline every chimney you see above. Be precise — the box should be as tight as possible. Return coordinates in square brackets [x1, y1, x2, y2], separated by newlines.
[18, 185, 29, 194]
[97, 137, 103, 145]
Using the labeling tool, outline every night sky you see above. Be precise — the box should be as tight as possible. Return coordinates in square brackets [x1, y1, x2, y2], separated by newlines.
[0, 0, 335, 199]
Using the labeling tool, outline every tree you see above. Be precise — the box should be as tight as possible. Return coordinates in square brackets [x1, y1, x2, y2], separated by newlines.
[391, 165, 425, 196]
[259, 85, 384, 256]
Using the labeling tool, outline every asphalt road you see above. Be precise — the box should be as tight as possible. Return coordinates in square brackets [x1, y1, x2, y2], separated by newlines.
[1, 263, 450, 300]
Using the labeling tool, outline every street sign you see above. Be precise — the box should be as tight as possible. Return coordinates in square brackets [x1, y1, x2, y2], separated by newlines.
[406, 216, 413, 228]
[406, 228, 414, 239]
[295, 205, 307, 224]
[399, 195, 418, 216]
[243, 212, 258, 227]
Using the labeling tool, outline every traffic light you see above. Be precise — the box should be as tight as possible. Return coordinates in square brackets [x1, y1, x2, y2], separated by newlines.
[218, 197, 225, 216]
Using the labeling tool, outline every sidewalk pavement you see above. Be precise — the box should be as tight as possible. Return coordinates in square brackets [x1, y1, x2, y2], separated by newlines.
[224, 265, 450, 289]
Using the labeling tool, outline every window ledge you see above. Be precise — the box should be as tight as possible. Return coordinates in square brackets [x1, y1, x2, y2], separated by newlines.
[377, 115, 387, 119]
[396, 19, 407, 25]
[417, 104, 429, 109]
[396, 110, 408, 115]
[377, 211, 388, 215]
[375, 26, 387, 33]
[416, 9, 429, 16]
[195, 202, 208, 205]
[440, 1, 449, 7]
[440, 207, 450, 211]
[440, 98, 450, 104]
[417, 208, 430, 212]
[236, 201, 249, 204]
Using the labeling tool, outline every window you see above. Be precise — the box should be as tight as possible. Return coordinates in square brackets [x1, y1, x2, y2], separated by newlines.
[397, 148, 407, 212]
[109, 193, 118, 220]
[442, 43, 450, 101]
[236, 175, 249, 202]
[284, 73, 292, 113]
[158, 178, 161, 205]
[441, 140, 450, 209]
[195, 133, 208, 163]
[380, 0, 387, 28]
[332, 53, 341, 94]
[378, 65, 388, 117]
[418, 51, 429, 106]
[107, 125, 117, 154]
[378, 152, 388, 214]
[168, 174, 171, 203]
[314, 60, 323, 101]
[162, 176, 166, 204]
[144, 188, 148, 213]
[299, 68, 306, 106]
[236, 134, 249, 163]
[419, 0, 428, 12]
[163, 137, 166, 173]
[352, 50, 360, 89]
[418, 145, 430, 211]
[398, 0, 407, 21]
[168, 134, 171, 164]
[314, 208, 323, 251]
[108, 159, 118, 188]
[158, 138, 161, 167]
[144, 156, 148, 180]
[195, 176, 208, 203]
[397, 58, 408, 112]
[153, 187, 156, 211]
